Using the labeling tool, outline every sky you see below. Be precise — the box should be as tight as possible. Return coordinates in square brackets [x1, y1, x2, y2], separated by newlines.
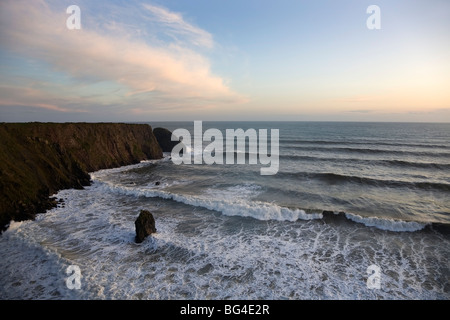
[0, 0, 449, 122]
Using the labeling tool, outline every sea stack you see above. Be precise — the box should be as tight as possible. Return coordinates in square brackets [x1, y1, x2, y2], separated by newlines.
[153, 127, 181, 153]
[135, 210, 157, 243]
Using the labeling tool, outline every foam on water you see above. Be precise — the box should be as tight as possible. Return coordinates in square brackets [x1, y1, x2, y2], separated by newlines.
[3, 220, 24, 233]
[1, 181, 448, 300]
[345, 212, 428, 232]
[2, 154, 449, 300]
[90, 158, 170, 179]
[91, 163, 435, 231]
[93, 179, 323, 222]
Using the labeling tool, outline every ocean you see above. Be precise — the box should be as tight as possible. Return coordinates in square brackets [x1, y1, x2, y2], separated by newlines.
[1, 122, 449, 300]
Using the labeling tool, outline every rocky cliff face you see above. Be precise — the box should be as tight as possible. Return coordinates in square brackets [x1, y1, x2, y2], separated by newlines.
[0, 123, 163, 232]
[153, 127, 181, 153]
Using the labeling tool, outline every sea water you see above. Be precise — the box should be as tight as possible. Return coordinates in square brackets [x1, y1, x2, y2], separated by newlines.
[1, 122, 449, 299]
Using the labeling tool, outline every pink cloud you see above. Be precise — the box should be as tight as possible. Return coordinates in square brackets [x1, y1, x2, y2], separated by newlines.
[0, 85, 88, 113]
[0, 0, 246, 114]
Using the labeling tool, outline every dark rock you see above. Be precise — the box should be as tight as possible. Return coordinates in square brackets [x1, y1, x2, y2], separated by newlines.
[153, 127, 182, 153]
[322, 210, 348, 225]
[49, 198, 58, 207]
[135, 210, 156, 243]
[0, 123, 163, 233]
[155, 181, 160, 186]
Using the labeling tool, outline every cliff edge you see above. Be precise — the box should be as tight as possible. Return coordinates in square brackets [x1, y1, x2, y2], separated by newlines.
[0, 123, 163, 232]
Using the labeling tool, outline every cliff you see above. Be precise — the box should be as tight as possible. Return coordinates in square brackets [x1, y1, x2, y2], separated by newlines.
[0, 123, 163, 232]
[153, 127, 181, 152]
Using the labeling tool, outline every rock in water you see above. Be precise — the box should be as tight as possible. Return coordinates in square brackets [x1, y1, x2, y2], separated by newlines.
[135, 210, 156, 243]
[153, 127, 182, 153]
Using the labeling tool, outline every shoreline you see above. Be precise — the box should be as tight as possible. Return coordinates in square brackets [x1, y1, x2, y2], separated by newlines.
[0, 122, 165, 233]
[1, 122, 449, 234]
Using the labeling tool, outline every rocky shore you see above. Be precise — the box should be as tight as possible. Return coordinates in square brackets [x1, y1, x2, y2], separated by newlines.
[0, 123, 165, 232]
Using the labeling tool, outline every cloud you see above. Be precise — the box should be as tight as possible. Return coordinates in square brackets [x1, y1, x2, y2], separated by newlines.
[142, 3, 214, 48]
[0, 85, 88, 113]
[0, 0, 244, 115]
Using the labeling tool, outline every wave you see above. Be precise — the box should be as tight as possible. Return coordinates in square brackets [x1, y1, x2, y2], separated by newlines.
[275, 171, 450, 192]
[92, 180, 323, 222]
[344, 212, 427, 232]
[281, 155, 450, 170]
[280, 139, 450, 150]
[88, 161, 447, 233]
[320, 211, 429, 232]
[285, 145, 450, 158]
[90, 177, 435, 233]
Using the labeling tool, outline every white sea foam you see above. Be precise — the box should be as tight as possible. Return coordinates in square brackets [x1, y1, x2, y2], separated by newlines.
[3, 220, 25, 233]
[90, 161, 324, 222]
[93, 179, 323, 222]
[90, 158, 165, 179]
[91, 164, 428, 231]
[345, 212, 428, 232]
[2, 123, 450, 300]
[1, 169, 449, 300]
